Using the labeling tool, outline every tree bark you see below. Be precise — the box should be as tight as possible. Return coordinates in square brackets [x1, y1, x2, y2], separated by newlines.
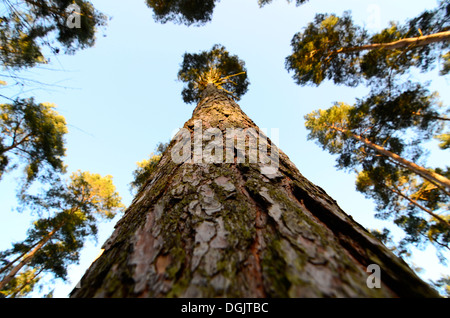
[70, 86, 439, 298]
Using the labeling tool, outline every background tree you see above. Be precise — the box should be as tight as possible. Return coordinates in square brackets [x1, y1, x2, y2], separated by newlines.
[130, 142, 169, 194]
[0, 0, 116, 297]
[289, 2, 450, 269]
[0, 267, 42, 297]
[304, 92, 449, 261]
[258, 0, 309, 7]
[305, 96, 449, 188]
[145, 0, 310, 26]
[0, 0, 107, 187]
[356, 166, 449, 262]
[0, 170, 124, 296]
[0, 98, 67, 187]
[70, 46, 438, 298]
[285, 2, 450, 88]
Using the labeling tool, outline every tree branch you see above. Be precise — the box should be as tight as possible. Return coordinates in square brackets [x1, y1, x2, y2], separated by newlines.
[335, 31, 450, 54]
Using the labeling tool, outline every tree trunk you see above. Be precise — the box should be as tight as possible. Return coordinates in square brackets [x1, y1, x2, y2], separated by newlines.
[331, 125, 450, 192]
[335, 30, 450, 54]
[70, 86, 439, 298]
[0, 227, 58, 290]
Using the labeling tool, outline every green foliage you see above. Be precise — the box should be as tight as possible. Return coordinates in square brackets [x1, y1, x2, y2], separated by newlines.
[145, 0, 216, 26]
[357, 167, 450, 261]
[0, 98, 67, 186]
[436, 133, 450, 149]
[369, 228, 395, 248]
[0, 267, 41, 298]
[298, 3, 450, 261]
[0, 170, 124, 297]
[145, 0, 310, 26]
[305, 85, 447, 172]
[305, 90, 449, 260]
[441, 51, 450, 75]
[286, 2, 450, 88]
[258, 0, 309, 7]
[178, 44, 249, 104]
[130, 142, 168, 193]
[286, 11, 365, 86]
[0, 0, 108, 70]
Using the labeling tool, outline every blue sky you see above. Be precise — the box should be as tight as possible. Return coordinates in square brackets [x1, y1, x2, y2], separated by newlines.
[0, 0, 449, 297]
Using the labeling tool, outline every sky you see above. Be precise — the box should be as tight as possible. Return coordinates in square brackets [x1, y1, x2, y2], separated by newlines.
[0, 0, 449, 297]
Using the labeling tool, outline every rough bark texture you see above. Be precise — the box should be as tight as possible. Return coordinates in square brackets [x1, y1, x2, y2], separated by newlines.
[71, 86, 439, 298]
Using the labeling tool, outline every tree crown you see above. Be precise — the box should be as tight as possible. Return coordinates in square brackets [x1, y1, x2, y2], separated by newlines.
[177, 44, 249, 104]
[145, 0, 310, 26]
[0, 0, 108, 70]
[286, 2, 450, 88]
[0, 98, 67, 186]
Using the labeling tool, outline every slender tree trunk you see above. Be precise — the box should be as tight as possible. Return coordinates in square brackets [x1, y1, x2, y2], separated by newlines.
[335, 31, 450, 54]
[331, 125, 450, 192]
[71, 86, 439, 298]
[0, 242, 38, 275]
[388, 185, 450, 228]
[0, 227, 58, 290]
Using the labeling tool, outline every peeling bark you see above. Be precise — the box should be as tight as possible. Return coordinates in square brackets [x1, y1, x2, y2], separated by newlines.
[71, 85, 439, 298]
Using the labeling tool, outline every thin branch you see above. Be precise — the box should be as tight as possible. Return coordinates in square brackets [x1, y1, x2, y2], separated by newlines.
[335, 31, 450, 54]
[389, 184, 450, 228]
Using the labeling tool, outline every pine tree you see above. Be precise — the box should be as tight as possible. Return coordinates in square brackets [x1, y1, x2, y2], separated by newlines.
[356, 167, 450, 260]
[304, 97, 450, 261]
[0, 98, 67, 187]
[0, 0, 107, 70]
[0, 0, 107, 188]
[0, 171, 124, 296]
[289, 2, 449, 264]
[70, 46, 438, 298]
[285, 2, 449, 87]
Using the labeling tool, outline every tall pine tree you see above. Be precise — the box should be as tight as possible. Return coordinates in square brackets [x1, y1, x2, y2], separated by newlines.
[70, 46, 438, 298]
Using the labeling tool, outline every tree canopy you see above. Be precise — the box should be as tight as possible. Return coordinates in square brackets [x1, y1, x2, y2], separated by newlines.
[0, 0, 107, 70]
[145, 0, 310, 26]
[304, 90, 450, 261]
[0, 98, 67, 186]
[130, 142, 168, 194]
[286, 2, 450, 88]
[0, 0, 107, 188]
[145, 0, 216, 26]
[0, 0, 121, 298]
[0, 171, 124, 297]
[293, 2, 450, 265]
[177, 44, 249, 104]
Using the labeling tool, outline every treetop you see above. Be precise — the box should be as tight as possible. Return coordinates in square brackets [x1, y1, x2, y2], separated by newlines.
[177, 44, 249, 104]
